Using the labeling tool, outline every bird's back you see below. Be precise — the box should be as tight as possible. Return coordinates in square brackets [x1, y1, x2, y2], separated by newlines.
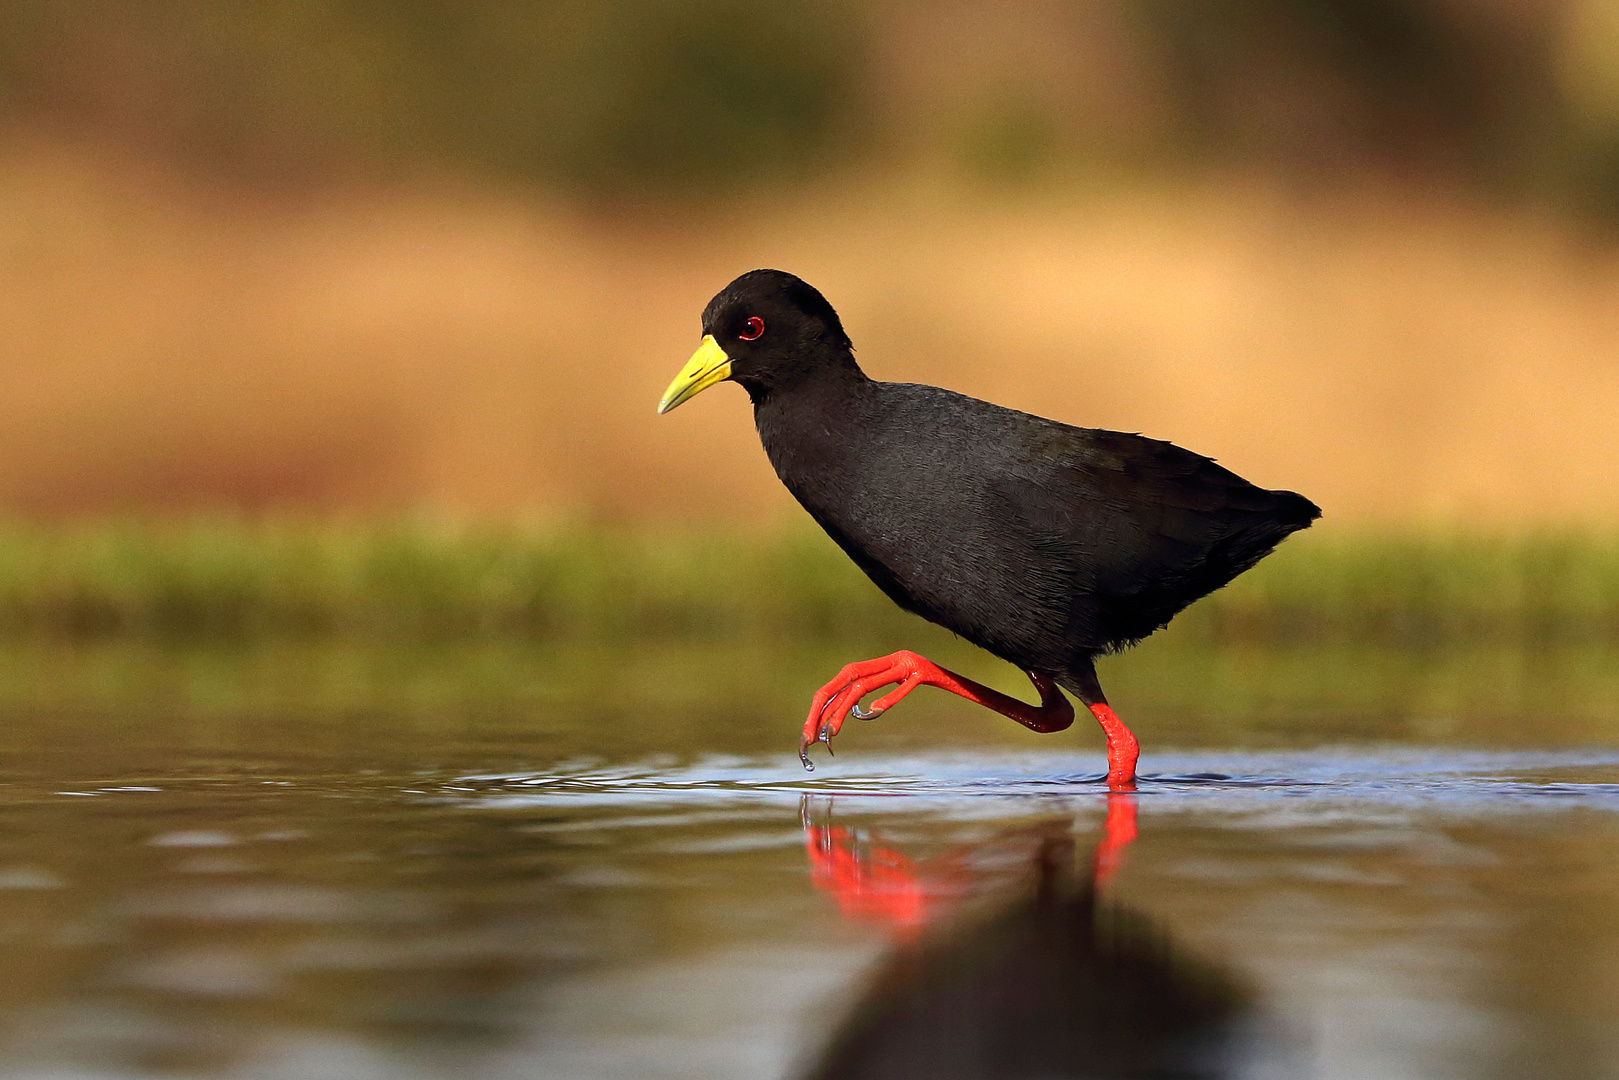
[758, 381, 1318, 671]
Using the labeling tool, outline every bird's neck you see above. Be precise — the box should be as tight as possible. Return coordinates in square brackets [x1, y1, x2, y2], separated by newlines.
[752, 363, 878, 508]
[741, 346, 868, 408]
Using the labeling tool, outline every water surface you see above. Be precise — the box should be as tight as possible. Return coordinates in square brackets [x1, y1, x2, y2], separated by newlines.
[0, 640, 1614, 1079]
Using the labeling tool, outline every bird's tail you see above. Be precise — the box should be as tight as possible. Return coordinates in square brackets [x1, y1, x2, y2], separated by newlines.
[1271, 489, 1322, 531]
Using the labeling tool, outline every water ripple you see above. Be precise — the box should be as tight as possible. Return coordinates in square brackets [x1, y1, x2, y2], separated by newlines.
[457, 747, 1619, 815]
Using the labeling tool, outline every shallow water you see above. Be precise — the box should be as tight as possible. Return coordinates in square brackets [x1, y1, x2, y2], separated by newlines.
[0, 642, 1615, 1079]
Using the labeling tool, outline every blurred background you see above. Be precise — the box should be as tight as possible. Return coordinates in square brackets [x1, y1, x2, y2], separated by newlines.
[2, 0, 1618, 525]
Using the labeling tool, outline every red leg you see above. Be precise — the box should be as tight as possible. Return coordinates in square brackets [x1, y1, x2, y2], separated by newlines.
[801, 650, 1141, 792]
[1088, 703, 1139, 792]
[799, 650, 1073, 768]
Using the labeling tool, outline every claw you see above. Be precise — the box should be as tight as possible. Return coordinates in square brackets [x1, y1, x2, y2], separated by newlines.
[851, 703, 883, 721]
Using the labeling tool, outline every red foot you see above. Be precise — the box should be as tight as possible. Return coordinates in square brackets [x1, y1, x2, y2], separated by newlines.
[1091, 792, 1138, 889]
[799, 651, 1073, 768]
[1089, 703, 1139, 792]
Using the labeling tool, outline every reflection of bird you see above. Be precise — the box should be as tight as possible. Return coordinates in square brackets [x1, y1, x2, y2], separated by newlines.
[660, 270, 1318, 789]
[801, 793, 1138, 926]
[798, 833, 1265, 1080]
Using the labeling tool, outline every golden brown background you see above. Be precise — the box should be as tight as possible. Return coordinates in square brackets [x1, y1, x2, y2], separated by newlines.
[4, 0, 1618, 526]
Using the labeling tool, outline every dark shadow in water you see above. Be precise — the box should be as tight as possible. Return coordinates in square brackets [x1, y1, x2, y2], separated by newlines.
[797, 798, 1285, 1080]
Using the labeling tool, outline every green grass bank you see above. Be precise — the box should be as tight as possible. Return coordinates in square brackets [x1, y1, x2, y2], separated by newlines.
[0, 519, 1615, 645]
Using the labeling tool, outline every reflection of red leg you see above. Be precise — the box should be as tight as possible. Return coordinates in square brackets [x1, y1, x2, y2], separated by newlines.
[800, 651, 1074, 767]
[1089, 704, 1140, 792]
[802, 822, 944, 934]
[1091, 792, 1138, 889]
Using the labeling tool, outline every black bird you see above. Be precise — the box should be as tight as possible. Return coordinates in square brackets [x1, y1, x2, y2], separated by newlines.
[659, 270, 1319, 790]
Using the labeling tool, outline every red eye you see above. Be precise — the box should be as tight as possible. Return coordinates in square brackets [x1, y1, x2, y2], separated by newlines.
[738, 316, 765, 341]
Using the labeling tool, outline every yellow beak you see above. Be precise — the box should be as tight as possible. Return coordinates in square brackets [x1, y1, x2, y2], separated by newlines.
[658, 335, 733, 415]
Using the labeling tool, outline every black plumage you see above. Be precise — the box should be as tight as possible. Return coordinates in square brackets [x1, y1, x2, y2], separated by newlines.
[663, 269, 1319, 785]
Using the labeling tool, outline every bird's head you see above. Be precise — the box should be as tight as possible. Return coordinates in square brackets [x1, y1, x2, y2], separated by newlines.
[658, 269, 857, 414]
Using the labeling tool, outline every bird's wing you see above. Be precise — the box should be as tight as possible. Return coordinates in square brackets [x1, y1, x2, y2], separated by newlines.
[988, 424, 1313, 644]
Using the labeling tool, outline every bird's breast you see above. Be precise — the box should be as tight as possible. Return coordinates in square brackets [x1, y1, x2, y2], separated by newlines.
[756, 392, 1073, 663]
